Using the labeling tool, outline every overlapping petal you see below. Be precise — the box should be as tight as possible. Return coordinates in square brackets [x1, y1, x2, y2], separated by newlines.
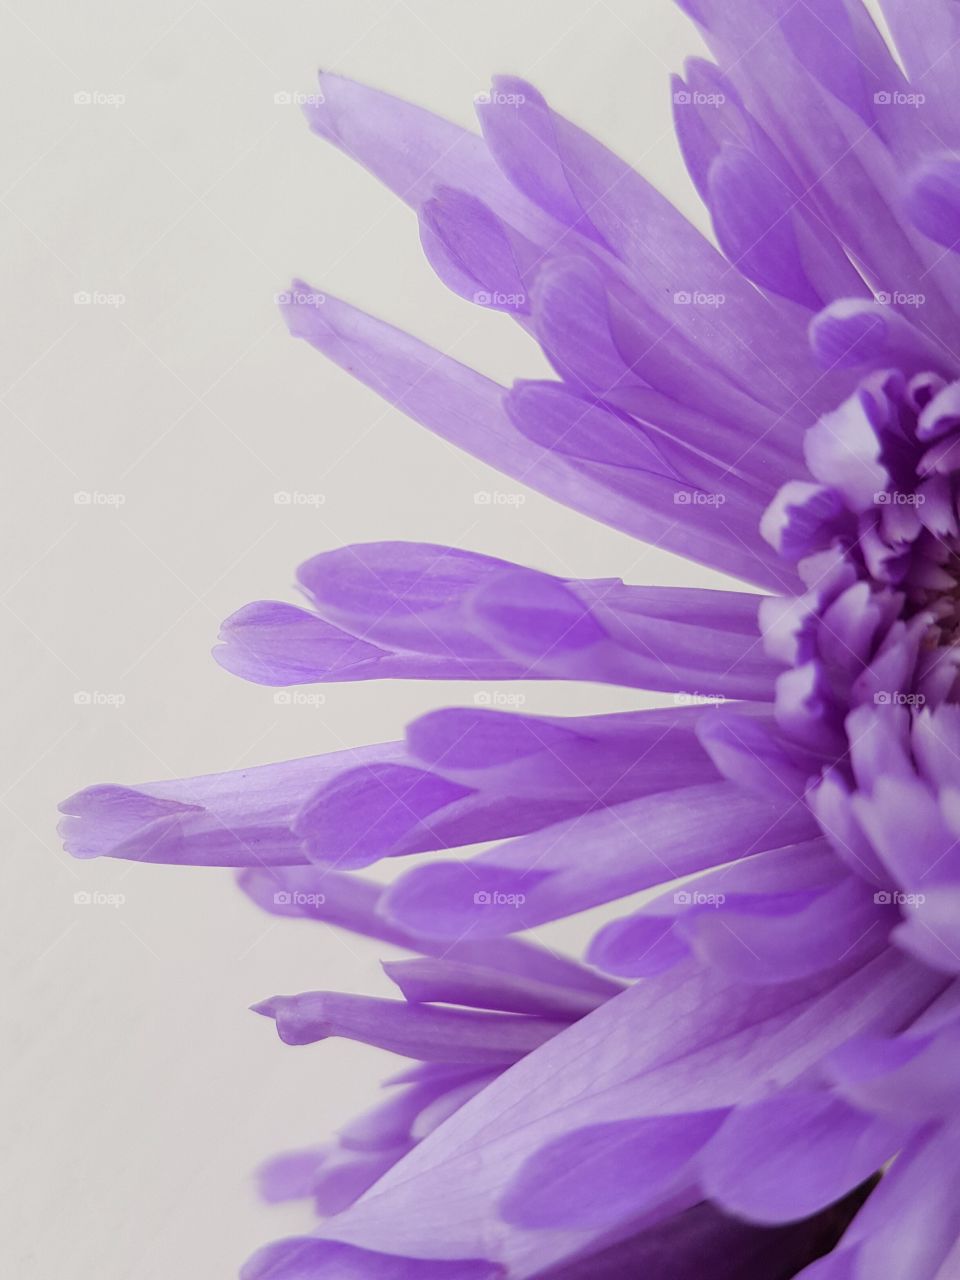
[60, 3, 960, 1276]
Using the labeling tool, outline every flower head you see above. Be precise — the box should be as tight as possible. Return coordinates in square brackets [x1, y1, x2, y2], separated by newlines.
[61, 2, 960, 1276]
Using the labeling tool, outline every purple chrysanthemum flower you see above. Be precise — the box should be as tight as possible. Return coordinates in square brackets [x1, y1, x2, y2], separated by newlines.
[59, 2, 960, 1276]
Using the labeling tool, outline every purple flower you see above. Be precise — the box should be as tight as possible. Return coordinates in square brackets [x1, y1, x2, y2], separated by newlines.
[60, 2, 960, 1276]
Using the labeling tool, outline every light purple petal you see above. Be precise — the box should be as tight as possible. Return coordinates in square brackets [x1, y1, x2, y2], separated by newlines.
[383, 782, 818, 937]
[241, 1238, 503, 1280]
[252, 992, 566, 1063]
[701, 1090, 904, 1223]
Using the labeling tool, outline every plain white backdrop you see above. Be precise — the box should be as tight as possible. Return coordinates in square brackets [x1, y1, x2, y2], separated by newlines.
[0, 1, 794, 1275]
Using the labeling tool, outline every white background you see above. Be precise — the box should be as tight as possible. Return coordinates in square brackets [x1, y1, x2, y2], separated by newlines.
[0, 1, 779, 1275]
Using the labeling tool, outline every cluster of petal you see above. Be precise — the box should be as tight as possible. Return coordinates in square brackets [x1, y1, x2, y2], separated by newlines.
[61, 1, 960, 1276]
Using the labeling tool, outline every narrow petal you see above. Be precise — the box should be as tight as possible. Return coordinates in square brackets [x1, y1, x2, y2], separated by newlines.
[241, 1238, 503, 1280]
[252, 992, 566, 1063]
[383, 783, 819, 938]
[306, 953, 939, 1275]
[281, 289, 789, 588]
[383, 958, 609, 1020]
